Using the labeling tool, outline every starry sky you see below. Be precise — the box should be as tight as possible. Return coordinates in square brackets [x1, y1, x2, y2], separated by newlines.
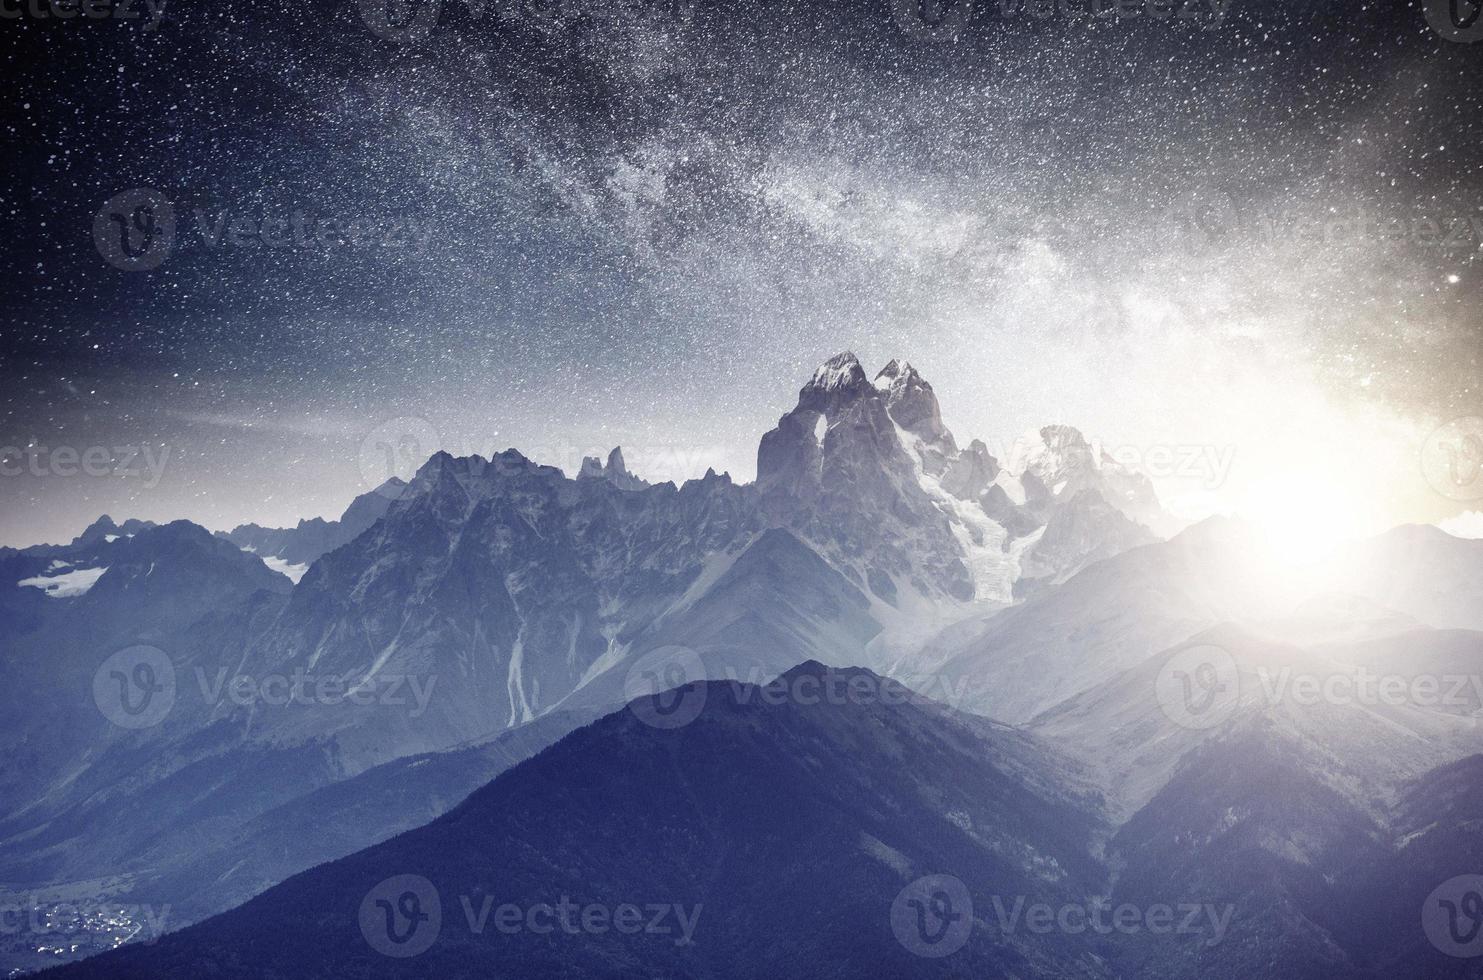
[3, 0, 1481, 548]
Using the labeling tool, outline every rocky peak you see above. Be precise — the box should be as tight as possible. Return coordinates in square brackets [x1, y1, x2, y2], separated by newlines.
[1015, 425, 1099, 503]
[69, 514, 155, 548]
[577, 447, 649, 491]
[873, 358, 909, 387]
[796, 352, 872, 413]
[874, 357, 957, 469]
[1041, 424, 1091, 453]
[756, 353, 976, 604]
[940, 438, 1000, 501]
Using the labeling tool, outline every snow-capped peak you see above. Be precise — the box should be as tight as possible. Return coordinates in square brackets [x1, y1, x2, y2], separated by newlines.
[873, 358, 917, 390]
[805, 352, 869, 394]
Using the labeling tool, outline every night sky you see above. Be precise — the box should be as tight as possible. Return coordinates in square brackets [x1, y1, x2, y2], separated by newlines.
[3, 0, 1481, 547]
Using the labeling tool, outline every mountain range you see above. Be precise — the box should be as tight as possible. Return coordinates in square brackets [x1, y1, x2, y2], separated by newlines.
[3, 354, 1481, 977]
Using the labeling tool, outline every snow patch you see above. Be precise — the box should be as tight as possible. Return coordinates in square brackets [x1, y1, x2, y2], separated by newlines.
[657, 549, 741, 625]
[19, 566, 108, 598]
[263, 556, 309, 584]
[894, 420, 1017, 604]
[992, 470, 1027, 506]
[859, 833, 914, 876]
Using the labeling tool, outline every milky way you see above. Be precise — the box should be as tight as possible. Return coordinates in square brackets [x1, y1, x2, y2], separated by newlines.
[3, 0, 1480, 546]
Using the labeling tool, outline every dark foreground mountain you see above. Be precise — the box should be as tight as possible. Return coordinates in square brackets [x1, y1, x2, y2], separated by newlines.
[46, 658, 1483, 979]
[45, 665, 1113, 980]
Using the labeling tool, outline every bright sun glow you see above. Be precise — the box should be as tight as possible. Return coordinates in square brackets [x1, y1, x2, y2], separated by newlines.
[1243, 469, 1371, 569]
